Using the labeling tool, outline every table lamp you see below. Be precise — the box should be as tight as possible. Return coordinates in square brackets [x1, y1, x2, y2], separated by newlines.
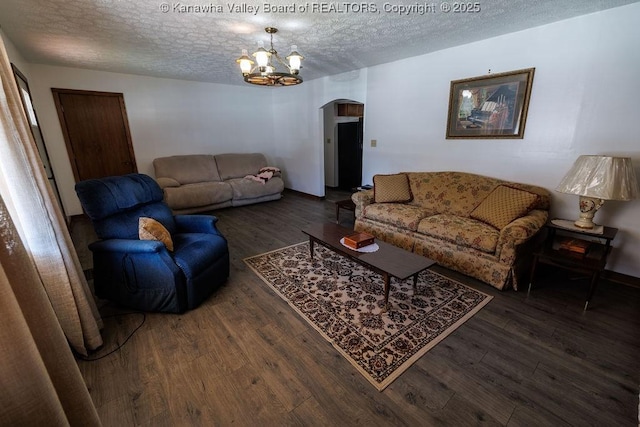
[556, 155, 639, 229]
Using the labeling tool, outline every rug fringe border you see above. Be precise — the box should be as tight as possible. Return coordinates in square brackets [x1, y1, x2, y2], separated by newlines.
[375, 292, 492, 390]
[243, 241, 308, 261]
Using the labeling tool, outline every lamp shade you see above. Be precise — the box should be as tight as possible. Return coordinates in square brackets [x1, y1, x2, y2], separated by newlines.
[236, 49, 253, 75]
[253, 41, 270, 68]
[556, 155, 640, 201]
[286, 45, 303, 72]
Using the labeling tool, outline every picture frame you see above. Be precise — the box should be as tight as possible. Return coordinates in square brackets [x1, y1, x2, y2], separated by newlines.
[446, 68, 535, 139]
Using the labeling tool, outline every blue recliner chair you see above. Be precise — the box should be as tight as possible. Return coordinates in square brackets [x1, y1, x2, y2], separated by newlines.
[75, 173, 229, 313]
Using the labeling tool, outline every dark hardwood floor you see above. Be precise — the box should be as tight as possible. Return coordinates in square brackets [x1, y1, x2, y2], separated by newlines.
[71, 189, 640, 426]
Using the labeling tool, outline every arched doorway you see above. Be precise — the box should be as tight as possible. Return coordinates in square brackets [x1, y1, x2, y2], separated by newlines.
[322, 99, 364, 192]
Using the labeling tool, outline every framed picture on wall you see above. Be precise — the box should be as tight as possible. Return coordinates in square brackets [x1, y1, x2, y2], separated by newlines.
[446, 68, 535, 139]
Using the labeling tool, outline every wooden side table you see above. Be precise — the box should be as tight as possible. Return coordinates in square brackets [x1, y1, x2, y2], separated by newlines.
[335, 198, 356, 224]
[528, 219, 618, 310]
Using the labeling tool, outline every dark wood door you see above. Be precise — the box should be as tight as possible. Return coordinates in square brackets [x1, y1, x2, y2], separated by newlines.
[337, 119, 363, 191]
[52, 89, 137, 182]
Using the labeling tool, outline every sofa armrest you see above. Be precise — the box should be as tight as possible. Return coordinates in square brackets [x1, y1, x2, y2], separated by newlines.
[496, 209, 549, 264]
[352, 189, 374, 218]
[156, 177, 180, 189]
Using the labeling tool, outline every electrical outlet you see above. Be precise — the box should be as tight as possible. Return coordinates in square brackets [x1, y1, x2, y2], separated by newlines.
[371, 139, 377, 147]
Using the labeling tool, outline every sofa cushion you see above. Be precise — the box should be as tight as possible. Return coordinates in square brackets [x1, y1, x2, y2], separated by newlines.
[363, 203, 430, 231]
[215, 153, 268, 180]
[373, 173, 413, 203]
[407, 172, 498, 217]
[156, 177, 180, 189]
[470, 185, 539, 230]
[139, 217, 174, 251]
[226, 176, 284, 200]
[417, 214, 499, 254]
[163, 182, 232, 210]
[153, 155, 221, 184]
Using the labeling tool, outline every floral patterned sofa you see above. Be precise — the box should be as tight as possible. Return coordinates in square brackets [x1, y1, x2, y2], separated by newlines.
[352, 172, 550, 290]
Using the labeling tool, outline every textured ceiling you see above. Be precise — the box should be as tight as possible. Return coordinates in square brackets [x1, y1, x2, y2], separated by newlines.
[0, 0, 637, 86]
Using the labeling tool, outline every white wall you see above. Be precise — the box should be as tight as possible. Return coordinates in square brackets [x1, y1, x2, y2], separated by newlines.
[269, 4, 640, 277]
[360, 4, 640, 277]
[1, 31, 30, 77]
[5, 3, 639, 277]
[25, 66, 274, 215]
[323, 104, 336, 186]
[271, 69, 368, 196]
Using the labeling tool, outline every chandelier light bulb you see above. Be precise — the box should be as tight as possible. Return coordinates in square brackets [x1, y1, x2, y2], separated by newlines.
[238, 27, 304, 86]
[253, 40, 270, 68]
[236, 49, 254, 75]
[287, 45, 303, 73]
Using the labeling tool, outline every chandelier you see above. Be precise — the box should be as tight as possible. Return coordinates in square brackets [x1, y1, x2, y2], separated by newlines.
[236, 27, 304, 86]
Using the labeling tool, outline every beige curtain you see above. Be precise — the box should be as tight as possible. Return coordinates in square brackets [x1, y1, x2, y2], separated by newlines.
[0, 35, 102, 355]
[0, 34, 103, 423]
[0, 195, 101, 425]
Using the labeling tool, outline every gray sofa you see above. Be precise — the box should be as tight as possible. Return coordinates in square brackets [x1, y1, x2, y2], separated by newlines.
[153, 153, 284, 214]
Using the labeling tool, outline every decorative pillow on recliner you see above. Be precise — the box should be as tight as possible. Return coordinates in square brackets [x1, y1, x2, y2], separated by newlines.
[139, 217, 174, 251]
[373, 173, 413, 203]
[470, 185, 539, 230]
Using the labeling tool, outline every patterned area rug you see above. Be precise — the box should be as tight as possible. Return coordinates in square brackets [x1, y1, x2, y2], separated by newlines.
[244, 242, 493, 391]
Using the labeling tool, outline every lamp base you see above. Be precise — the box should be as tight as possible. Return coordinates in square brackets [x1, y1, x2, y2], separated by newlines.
[574, 217, 596, 229]
[574, 196, 604, 229]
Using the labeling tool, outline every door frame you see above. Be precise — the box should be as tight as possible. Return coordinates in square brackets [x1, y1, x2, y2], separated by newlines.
[12, 64, 67, 216]
[322, 99, 365, 190]
[51, 88, 137, 183]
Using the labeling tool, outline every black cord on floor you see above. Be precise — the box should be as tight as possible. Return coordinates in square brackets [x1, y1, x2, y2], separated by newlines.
[78, 312, 146, 362]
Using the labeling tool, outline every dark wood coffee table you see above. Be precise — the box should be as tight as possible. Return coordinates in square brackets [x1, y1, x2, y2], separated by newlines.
[301, 223, 436, 311]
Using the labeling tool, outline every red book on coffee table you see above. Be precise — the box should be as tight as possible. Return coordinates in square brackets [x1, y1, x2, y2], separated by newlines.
[343, 232, 375, 249]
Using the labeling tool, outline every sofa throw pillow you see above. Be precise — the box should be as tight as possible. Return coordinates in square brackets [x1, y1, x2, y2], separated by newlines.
[139, 217, 174, 251]
[470, 185, 539, 230]
[373, 173, 413, 203]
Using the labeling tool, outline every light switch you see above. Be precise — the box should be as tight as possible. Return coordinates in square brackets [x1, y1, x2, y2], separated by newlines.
[326, 138, 331, 144]
[371, 139, 377, 147]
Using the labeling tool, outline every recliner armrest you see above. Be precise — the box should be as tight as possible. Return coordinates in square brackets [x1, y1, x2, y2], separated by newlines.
[174, 214, 223, 236]
[88, 239, 166, 254]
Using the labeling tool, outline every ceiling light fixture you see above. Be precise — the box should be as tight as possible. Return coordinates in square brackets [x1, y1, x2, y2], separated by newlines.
[236, 27, 304, 86]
